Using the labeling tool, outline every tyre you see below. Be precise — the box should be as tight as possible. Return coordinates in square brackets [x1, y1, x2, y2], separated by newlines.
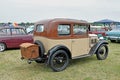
[35, 57, 46, 63]
[0, 43, 6, 52]
[96, 44, 108, 60]
[49, 50, 69, 72]
[110, 40, 115, 42]
[35, 59, 45, 63]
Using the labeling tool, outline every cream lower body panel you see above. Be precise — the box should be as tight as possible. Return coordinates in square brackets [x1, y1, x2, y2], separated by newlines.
[71, 38, 90, 57]
[34, 36, 90, 58]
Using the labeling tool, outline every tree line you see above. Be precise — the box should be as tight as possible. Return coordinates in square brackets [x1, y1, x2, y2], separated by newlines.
[0, 22, 34, 27]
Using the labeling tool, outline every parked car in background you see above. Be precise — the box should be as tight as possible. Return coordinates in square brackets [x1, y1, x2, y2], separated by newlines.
[0, 26, 33, 52]
[106, 25, 120, 42]
[26, 25, 34, 34]
[89, 26, 108, 39]
[20, 18, 109, 72]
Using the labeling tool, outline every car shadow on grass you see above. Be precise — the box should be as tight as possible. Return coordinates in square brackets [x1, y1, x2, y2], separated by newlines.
[69, 56, 97, 67]
[26, 56, 98, 72]
[4, 48, 20, 52]
[20, 61, 52, 72]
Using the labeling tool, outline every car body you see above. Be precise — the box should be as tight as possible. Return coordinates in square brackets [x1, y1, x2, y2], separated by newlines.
[0, 26, 33, 51]
[20, 18, 109, 72]
[106, 28, 120, 42]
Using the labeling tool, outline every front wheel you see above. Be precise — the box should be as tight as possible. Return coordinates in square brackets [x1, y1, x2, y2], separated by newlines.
[0, 43, 6, 52]
[110, 40, 116, 42]
[49, 50, 69, 72]
[96, 44, 108, 60]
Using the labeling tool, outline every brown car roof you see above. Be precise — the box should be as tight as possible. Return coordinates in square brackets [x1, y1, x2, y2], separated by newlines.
[35, 18, 89, 25]
[34, 18, 89, 39]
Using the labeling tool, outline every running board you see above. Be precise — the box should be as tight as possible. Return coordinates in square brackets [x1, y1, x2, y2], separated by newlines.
[72, 54, 92, 59]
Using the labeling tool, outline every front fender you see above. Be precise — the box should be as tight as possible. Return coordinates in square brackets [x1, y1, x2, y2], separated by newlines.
[89, 40, 108, 55]
[47, 45, 71, 65]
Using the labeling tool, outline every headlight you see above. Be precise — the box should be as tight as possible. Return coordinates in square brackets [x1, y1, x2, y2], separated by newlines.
[99, 37, 104, 40]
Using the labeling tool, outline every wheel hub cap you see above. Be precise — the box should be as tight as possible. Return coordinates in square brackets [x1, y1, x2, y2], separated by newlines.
[0, 44, 4, 51]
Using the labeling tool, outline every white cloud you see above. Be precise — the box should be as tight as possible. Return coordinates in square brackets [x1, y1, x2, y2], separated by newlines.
[0, 0, 120, 22]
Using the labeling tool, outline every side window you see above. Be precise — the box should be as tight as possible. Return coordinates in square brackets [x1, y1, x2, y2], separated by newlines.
[0, 29, 10, 35]
[11, 29, 26, 35]
[6, 29, 11, 35]
[19, 29, 26, 35]
[73, 24, 87, 35]
[58, 24, 70, 35]
[36, 24, 44, 32]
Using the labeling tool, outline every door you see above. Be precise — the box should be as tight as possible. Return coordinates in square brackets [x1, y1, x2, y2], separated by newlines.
[71, 24, 90, 57]
[11, 28, 32, 48]
[11, 28, 23, 47]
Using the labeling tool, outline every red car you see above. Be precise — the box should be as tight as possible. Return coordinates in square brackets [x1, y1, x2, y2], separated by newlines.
[0, 26, 33, 52]
[89, 26, 108, 38]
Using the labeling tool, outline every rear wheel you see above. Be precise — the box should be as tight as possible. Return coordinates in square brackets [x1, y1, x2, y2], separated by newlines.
[35, 59, 45, 63]
[96, 44, 108, 60]
[49, 50, 69, 72]
[0, 43, 6, 52]
[110, 40, 116, 42]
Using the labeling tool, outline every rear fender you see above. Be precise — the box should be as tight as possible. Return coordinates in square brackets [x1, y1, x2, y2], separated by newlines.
[89, 40, 108, 55]
[47, 45, 71, 65]
[34, 40, 45, 58]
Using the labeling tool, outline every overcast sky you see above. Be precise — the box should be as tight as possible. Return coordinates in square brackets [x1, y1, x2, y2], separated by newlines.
[0, 0, 120, 22]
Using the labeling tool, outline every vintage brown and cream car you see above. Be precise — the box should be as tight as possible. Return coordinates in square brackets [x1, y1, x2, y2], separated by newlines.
[20, 18, 109, 72]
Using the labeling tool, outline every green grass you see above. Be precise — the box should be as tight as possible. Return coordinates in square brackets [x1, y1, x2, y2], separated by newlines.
[0, 42, 120, 80]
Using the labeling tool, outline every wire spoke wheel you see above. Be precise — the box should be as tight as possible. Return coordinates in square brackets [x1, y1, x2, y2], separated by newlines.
[49, 50, 69, 72]
[96, 44, 108, 60]
[53, 54, 67, 68]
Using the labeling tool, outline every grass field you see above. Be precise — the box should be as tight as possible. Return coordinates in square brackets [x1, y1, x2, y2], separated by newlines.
[0, 42, 120, 80]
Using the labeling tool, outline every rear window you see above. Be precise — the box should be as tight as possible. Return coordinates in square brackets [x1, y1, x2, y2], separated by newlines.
[11, 28, 26, 35]
[58, 24, 70, 35]
[36, 24, 44, 32]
